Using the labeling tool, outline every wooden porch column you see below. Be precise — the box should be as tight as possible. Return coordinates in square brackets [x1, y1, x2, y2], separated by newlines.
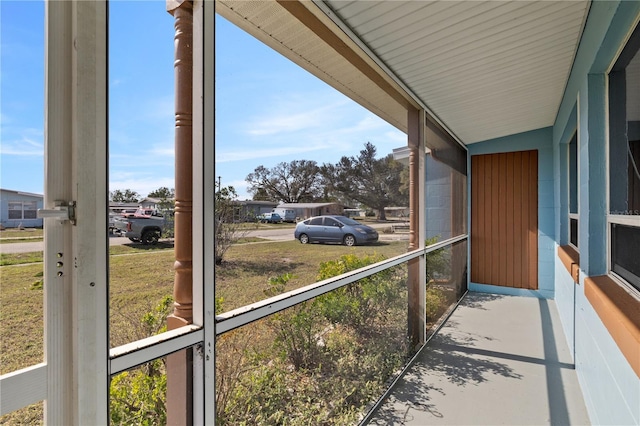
[407, 107, 425, 347]
[166, 1, 193, 424]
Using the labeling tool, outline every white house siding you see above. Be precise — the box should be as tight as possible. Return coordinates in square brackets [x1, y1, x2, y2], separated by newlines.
[425, 155, 453, 241]
[0, 189, 44, 228]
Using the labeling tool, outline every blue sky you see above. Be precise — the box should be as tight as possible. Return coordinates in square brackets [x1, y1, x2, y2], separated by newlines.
[1, 1, 405, 201]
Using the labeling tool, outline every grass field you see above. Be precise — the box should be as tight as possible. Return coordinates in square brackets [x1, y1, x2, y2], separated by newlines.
[0, 237, 408, 423]
[0, 228, 43, 243]
[217, 239, 408, 311]
[1, 239, 408, 371]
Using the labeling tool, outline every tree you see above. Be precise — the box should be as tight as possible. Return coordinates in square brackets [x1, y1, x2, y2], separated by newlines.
[322, 142, 407, 220]
[215, 185, 248, 265]
[148, 187, 175, 200]
[110, 189, 141, 203]
[148, 187, 175, 213]
[246, 160, 322, 203]
[251, 187, 271, 201]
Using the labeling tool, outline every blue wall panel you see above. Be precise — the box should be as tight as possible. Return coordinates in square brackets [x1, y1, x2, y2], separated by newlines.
[554, 254, 575, 358]
[551, 2, 640, 423]
[575, 291, 639, 425]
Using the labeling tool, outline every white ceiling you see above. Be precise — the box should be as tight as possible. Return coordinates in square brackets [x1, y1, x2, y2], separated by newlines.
[217, 0, 590, 145]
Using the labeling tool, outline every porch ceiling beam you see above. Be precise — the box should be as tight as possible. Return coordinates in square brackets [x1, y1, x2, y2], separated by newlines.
[276, 0, 417, 111]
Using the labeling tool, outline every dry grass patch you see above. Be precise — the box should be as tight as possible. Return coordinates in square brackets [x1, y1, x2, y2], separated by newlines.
[215, 240, 407, 311]
[0, 263, 44, 374]
[0, 228, 43, 240]
[109, 250, 175, 347]
[0, 251, 43, 266]
[1, 238, 408, 423]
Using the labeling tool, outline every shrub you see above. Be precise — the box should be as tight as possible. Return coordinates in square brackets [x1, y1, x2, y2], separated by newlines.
[315, 253, 399, 334]
[216, 254, 412, 425]
[109, 296, 173, 425]
[426, 285, 447, 321]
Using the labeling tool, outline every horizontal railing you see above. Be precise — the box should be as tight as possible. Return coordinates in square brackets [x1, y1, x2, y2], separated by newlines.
[213, 234, 469, 424]
[103, 234, 468, 375]
[215, 234, 468, 336]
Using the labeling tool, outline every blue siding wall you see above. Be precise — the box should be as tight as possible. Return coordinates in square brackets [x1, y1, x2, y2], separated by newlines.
[0, 190, 43, 228]
[554, 260, 576, 357]
[467, 127, 555, 299]
[552, 2, 640, 424]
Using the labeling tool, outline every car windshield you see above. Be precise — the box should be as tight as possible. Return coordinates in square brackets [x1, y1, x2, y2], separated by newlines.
[334, 216, 363, 226]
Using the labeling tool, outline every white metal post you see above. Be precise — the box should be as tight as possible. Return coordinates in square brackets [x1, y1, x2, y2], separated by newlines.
[44, 1, 108, 423]
[70, 1, 109, 423]
[191, 0, 217, 424]
[44, 2, 73, 422]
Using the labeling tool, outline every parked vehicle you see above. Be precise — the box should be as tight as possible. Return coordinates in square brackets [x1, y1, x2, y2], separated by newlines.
[112, 214, 167, 244]
[294, 215, 379, 246]
[257, 212, 283, 223]
[133, 208, 163, 217]
[272, 208, 296, 223]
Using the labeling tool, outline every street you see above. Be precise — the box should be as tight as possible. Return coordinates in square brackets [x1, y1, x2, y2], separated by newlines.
[0, 222, 407, 254]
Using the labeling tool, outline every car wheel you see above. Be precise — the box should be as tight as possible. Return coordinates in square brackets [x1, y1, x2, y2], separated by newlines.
[141, 229, 160, 245]
[343, 234, 356, 246]
[299, 233, 309, 244]
[129, 237, 139, 243]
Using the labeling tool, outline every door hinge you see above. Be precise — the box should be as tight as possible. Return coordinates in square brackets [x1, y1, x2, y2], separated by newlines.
[37, 200, 77, 225]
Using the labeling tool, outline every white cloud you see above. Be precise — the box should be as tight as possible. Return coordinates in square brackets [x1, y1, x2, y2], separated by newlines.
[244, 96, 351, 136]
[216, 143, 331, 163]
[0, 133, 44, 156]
[141, 96, 174, 121]
[110, 175, 176, 198]
[150, 144, 175, 157]
[0, 112, 13, 126]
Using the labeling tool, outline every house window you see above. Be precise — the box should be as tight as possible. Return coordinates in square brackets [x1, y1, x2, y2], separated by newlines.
[7, 201, 38, 220]
[23, 201, 37, 219]
[608, 23, 640, 293]
[568, 132, 578, 248]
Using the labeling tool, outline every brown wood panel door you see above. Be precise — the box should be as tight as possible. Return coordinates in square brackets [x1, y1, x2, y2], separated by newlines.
[471, 150, 538, 289]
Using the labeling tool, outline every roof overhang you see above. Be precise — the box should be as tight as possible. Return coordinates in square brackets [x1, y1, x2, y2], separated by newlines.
[216, 0, 590, 145]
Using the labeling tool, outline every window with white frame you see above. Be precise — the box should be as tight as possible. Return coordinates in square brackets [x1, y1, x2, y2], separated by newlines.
[7, 201, 38, 220]
[608, 23, 640, 293]
[568, 132, 579, 249]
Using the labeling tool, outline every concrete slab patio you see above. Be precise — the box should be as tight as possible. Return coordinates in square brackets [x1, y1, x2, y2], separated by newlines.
[367, 292, 590, 425]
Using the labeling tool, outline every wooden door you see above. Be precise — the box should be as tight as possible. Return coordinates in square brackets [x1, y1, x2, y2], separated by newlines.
[471, 150, 538, 289]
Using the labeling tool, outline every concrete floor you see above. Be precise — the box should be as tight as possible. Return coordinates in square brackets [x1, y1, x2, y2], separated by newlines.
[367, 292, 590, 425]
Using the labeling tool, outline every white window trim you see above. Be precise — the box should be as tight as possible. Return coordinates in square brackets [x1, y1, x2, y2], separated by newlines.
[606, 214, 640, 296]
[606, 225, 640, 300]
[568, 213, 579, 250]
[605, 18, 640, 298]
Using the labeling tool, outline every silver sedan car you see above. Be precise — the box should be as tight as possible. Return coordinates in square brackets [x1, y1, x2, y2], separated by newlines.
[294, 215, 379, 246]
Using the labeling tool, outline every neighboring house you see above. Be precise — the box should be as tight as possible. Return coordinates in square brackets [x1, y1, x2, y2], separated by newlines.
[343, 208, 365, 218]
[108, 202, 140, 214]
[0, 189, 44, 228]
[384, 206, 409, 219]
[139, 197, 162, 210]
[278, 202, 344, 219]
[395, 148, 455, 240]
[234, 200, 278, 221]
